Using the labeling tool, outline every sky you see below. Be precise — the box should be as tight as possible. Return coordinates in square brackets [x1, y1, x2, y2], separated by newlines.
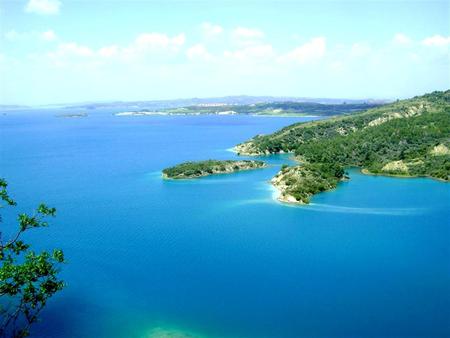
[0, 0, 449, 105]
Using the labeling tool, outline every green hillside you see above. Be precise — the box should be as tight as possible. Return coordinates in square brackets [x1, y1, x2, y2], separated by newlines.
[150, 101, 383, 117]
[235, 90, 450, 203]
[162, 160, 266, 179]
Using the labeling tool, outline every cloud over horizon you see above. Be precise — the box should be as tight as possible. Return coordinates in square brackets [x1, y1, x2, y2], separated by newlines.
[25, 0, 61, 15]
[1, 0, 449, 105]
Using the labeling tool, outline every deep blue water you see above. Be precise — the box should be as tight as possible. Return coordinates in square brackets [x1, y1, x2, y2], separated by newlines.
[0, 111, 449, 338]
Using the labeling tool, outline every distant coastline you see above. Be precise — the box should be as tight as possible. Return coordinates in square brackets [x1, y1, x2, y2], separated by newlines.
[113, 101, 380, 118]
[56, 113, 88, 118]
[114, 110, 238, 117]
[114, 111, 318, 118]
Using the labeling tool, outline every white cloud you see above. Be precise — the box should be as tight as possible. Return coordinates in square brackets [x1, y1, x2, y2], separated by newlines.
[49, 42, 94, 58]
[350, 42, 371, 57]
[4, 29, 57, 42]
[224, 44, 274, 62]
[132, 33, 185, 51]
[21, 26, 447, 86]
[25, 0, 61, 15]
[4, 30, 20, 41]
[279, 37, 326, 64]
[121, 33, 185, 61]
[393, 33, 412, 46]
[41, 30, 57, 41]
[46, 42, 96, 67]
[44, 32, 186, 66]
[233, 27, 264, 40]
[98, 45, 119, 58]
[422, 35, 450, 47]
[329, 60, 345, 72]
[201, 22, 223, 38]
[408, 53, 420, 62]
[135, 33, 183, 49]
[186, 44, 212, 61]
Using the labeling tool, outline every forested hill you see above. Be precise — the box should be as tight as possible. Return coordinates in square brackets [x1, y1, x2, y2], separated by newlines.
[157, 102, 382, 116]
[162, 160, 266, 179]
[235, 90, 450, 203]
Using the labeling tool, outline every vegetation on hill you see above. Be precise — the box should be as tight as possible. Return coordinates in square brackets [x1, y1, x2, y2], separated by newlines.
[235, 90, 450, 203]
[162, 160, 266, 179]
[138, 102, 383, 117]
[272, 163, 346, 204]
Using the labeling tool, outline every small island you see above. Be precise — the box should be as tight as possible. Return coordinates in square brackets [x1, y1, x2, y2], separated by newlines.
[162, 160, 267, 179]
[56, 113, 88, 118]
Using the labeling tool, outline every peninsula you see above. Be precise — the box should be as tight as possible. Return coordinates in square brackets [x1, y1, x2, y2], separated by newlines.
[235, 90, 450, 204]
[162, 160, 267, 179]
[116, 102, 383, 118]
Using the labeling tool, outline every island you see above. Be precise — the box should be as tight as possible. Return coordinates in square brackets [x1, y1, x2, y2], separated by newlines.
[162, 160, 267, 179]
[56, 113, 88, 118]
[235, 90, 450, 204]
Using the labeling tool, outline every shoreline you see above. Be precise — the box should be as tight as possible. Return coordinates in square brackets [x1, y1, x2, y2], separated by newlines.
[115, 111, 319, 118]
[162, 163, 269, 180]
[270, 173, 347, 205]
[360, 168, 448, 182]
[266, 160, 447, 206]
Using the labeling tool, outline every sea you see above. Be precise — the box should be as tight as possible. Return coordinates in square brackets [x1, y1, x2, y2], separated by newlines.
[0, 109, 449, 337]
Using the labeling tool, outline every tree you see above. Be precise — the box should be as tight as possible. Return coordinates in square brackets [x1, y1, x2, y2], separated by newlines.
[0, 179, 65, 337]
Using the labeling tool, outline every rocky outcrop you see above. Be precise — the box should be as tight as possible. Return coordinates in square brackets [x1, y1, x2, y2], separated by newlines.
[430, 144, 450, 156]
[233, 140, 266, 156]
[381, 160, 409, 174]
[367, 103, 428, 127]
[271, 164, 345, 204]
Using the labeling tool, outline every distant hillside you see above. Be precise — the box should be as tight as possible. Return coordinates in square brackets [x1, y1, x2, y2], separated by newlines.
[155, 101, 382, 117]
[66, 95, 388, 111]
[162, 160, 266, 179]
[235, 90, 450, 203]
[0, 105, 30, 111]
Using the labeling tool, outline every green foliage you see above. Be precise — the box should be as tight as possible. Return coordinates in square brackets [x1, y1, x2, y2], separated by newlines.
[242, 90, 449, 203]
[294, 110, 450, 180]
[162, 160, 265, 179]
[245, 90, 450, 181]
[247, 90, 449, 154]
[160, 102, 382, 116]
[279, 163, 346, 203]
[0, 179, 64, 338]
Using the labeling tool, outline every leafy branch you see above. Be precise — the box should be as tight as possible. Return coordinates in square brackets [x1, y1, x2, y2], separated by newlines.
[0, 179, 65, 338]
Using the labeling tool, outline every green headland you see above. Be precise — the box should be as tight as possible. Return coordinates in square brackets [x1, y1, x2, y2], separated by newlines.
[117, 102, 383, 117]
[235, 90, 450, 204]
[162, 160, 267, 179]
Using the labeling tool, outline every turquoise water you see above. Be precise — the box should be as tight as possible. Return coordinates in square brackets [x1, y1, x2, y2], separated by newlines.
[0, 111, 449, 337]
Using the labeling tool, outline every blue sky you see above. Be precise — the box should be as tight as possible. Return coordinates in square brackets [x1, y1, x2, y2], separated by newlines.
[0, 0, 449, 105]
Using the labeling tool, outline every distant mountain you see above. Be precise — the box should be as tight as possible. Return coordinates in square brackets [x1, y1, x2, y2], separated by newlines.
[65, 95, 390, 111]
[0, 105, 30, 111]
